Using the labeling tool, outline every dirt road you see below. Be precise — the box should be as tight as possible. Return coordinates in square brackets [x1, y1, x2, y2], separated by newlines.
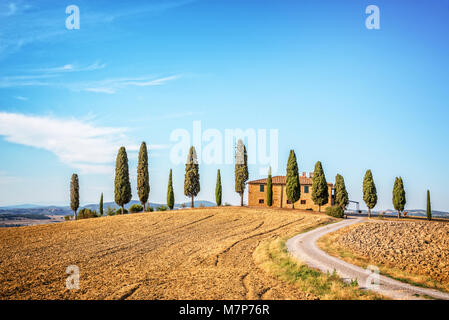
[286, 217, 449, 300]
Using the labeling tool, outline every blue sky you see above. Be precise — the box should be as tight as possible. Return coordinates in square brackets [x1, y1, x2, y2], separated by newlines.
[0, 0, 448, 211]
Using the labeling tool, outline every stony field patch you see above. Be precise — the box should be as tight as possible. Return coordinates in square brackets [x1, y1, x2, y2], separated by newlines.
[319, 220, 449, 291]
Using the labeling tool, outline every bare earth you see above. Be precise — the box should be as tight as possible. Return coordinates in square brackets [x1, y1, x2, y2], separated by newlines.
[0, 207, 333, 300]
[323, 220, 449, 291]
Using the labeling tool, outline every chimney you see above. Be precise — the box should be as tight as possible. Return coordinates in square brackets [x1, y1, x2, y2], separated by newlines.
[309, 172, 313, 178]
[302, 172, 306, 177]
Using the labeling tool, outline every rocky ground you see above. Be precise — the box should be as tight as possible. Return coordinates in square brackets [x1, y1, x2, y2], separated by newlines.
[335, 220, 449, 285]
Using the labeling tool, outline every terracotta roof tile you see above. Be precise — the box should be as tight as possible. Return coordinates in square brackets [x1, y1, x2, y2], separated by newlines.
[248, 175, 333, 186]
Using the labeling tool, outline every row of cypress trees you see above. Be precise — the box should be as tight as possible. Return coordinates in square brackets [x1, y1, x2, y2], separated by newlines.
[363, 171, 432, 219]
[70, 139, 249, 217]
[280, 150, 335, 212]
[70, 142, 432, 220]
[266, 149, 424, 219]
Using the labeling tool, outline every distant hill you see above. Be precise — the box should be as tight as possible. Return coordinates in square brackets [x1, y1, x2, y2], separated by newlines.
[347, 209, 449, 218]
[0, 200, 216, 216]
[0, 204, 45, 209]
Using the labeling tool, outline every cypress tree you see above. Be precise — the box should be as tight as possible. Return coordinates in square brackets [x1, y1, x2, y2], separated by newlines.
[266, 166, 273, 207]
[99, 192, 104, 216]
[363, 170, 377, 218]
[167, 169, 174, 210]
[311, 161, 329, 212]
[137, 142, 150, 211]
[215, 169, 222, 206]
[335, 174, 349, 210]
[235, 139, 249, 206]
[114, 146, 132, 214]
[426, 190, 432, 221]
[70, 173, 79, 219]
[392, 177, 406, 218]
[286, 150, 300, 208]
[184, 146, 200, 208]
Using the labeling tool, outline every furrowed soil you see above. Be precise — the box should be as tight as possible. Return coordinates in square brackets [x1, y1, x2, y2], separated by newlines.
[318, 220, 449, 292]
[0, 207, 335, 300]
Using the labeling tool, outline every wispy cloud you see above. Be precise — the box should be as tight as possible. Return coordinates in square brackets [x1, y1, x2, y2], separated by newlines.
[0, 71, 181, 93]
[81, 75, 182, 94]
[0, 112, 142, 174]
[155, 111, 203, 120]
[32, 62, 106, 74]
[0, 1, 196, 59]
[84, 87, 116, 94]
[14, 96, 28, 101]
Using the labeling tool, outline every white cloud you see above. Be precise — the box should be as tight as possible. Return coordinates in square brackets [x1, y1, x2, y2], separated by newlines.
[149, 144, 170, 150]
[81, 75, 181, 94]
[0, 1, 196, 59]
[33, 62, 106, 74]
[0, 73, 181, 93]
[0, 112, 141, 175]
[84, 87, 116, 94]
[15, 96, 28, 101]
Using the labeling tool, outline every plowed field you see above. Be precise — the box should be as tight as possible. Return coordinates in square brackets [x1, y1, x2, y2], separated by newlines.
[0, 207, 333, 300]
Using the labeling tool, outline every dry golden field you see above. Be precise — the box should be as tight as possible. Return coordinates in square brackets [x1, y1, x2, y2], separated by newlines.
[1, 206, 341, 300]
[318, 219, 449, 292]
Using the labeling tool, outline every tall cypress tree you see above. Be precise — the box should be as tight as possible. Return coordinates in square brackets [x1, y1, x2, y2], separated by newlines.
[266, 166, 273, 207]
[235, 139, 249, 206]
[363, 169, 377, 218]
[137, 142, 150, 211]
[393, 177, 406, 218]
[286, 150, 300, 209]
[184, 146, 200, 208]
[311, 161, 329, 212]
[335, 174, 349, 210]
[99, 192, 104, 216]
[215, 169, 222, 206]
[70, 173, 79, 219]
[167, 169, 174, 210]
[426, 190, 432, 221]
[114, 146, 132, 214]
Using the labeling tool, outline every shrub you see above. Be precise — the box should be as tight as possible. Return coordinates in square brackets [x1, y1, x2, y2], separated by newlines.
[77, 208, 98, 220]
[129, 204, 144, 213]
[116, 208, 128, 215]
[145, 206, 154, 212]
[224, 202, 231, 206]
[325, 206, 344, 218]
[64, 215, 71, 221]
[156, 205, 168, 211]
[106, 206, 116, 216]
[180, 203, 186, 209]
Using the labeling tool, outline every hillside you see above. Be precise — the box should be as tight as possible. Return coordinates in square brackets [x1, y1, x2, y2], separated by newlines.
[0, 207, 335, 300]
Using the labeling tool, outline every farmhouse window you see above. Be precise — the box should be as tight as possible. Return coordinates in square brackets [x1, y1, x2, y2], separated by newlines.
[304, 186, 309, 193]
[259, 199, 264, 204]
[301, 200, 306, 205]
[260, 184, 264, 192]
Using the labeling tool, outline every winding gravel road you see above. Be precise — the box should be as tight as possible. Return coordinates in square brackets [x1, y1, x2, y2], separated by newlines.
[286, 217, 449, 300]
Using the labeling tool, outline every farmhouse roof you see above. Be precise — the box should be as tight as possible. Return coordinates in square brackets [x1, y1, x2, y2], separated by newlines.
[248, 175, 333, 187]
